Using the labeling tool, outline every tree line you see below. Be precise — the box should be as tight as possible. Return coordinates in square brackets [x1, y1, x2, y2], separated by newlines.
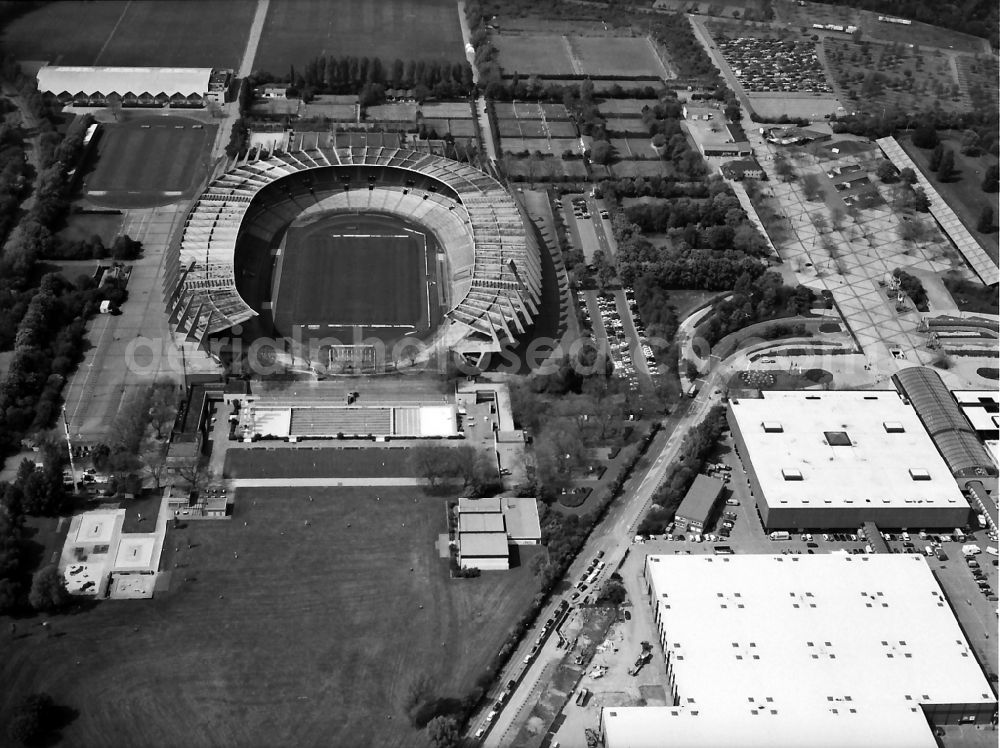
[257, 54, 474, 105]
[639, 406, 728, 534]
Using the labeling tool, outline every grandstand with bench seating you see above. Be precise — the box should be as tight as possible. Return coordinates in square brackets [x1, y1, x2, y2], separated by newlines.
[164, 134, 542, 368]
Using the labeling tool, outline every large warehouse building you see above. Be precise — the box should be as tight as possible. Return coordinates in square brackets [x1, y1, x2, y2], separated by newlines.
[728, 390, 971, 530]
[600, 554, 996, 748]
[36, 65, 229, 107]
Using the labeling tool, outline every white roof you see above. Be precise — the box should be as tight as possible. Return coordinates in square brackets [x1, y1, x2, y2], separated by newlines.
[729, 391, 965, 511]
[417, 405, 457, 437]
[37, 66, 212, 97]
[501, 497, 541, 540]
[603, 554, 995, 748]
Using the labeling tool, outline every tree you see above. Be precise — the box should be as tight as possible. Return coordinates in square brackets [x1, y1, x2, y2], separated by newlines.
[936, 149, 954, 182]
[590, 140, 611, 165]
[410, 445, 456, 488]
[960, 129, 981, 156]
[106, 92, 122, 122]
[875, 159, 897, 183]
[147, 382, 178, 439]
[7, 693, 54, 746]
[28, 564, 68, 612]
[913, 187, 931, 213]
[912, 124, 938, 149]
[141, 439, 170, 490]
[977, 205, 994, 233]
[426, 715, 460, 748]
[175, 455, 213, 494]
[982, 163, 999, 193]
[929, 143, 944, 171]
[800, 172, 821, 200]
[899, 167, 917, 185]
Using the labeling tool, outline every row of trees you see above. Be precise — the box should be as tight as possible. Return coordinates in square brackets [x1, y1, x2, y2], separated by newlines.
[410, 444, 498, 496]
[259, 54, 474, 104]
[0, 273, 108, 452]
[639, 406, 728, 534]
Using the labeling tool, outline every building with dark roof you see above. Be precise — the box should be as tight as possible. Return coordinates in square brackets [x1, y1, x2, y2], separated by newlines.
[721, 158, 765, 180]
[892, 368, 998, 490]
[674, 474, 725, 531]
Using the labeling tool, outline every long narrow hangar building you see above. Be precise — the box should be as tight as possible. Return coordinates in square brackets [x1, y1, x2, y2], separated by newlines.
[727, 390, 972, 530]
[36, 65, 229, 107]
[164, 138, 541, 367]
[600, 554, 996, 748]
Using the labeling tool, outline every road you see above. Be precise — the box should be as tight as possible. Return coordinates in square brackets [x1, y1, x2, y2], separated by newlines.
[475, 385, 725, 745]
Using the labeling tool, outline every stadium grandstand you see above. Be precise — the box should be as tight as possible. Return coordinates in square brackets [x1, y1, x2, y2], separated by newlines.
[164, 134, 542, 368]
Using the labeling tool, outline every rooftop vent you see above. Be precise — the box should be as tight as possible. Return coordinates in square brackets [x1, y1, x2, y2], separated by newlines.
[909, 468, 931, 481]
[883, 421, 905, 433]
[762, 421, 783, 433]
[782, 468, 803, 481]
[824, 431, 852, 447]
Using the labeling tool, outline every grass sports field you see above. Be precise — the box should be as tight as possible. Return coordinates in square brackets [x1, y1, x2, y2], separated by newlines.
[253, 0, 466, 74]
[272, 214, 432, 344]
[83, 116, 215, 207]
[0, 488, 541, 747]
[0, 0, 255, 68]
[225, 446, 417, 479]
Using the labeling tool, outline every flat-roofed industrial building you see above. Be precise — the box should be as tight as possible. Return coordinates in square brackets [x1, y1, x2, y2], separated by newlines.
[674, 474, 725, 532]
[600, 554, 996, 748]
[728, 390, 971, 530]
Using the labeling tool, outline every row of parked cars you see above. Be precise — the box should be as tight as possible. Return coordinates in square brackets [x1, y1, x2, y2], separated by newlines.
[476, 598, 571, 738]
[624, 287, 659, 376]
[579, 291, 640, 391]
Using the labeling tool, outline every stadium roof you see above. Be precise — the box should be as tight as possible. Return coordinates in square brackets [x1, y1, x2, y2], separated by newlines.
[500, 497, 541, 541]
[602, 554, 995, 748]
[37, 66, 212, 97]
[892, 368, 998, 480]
[458, 513, 506, 533]
[166, 145, 541, 354]
[728, 390, 967, 510]
[675, 474, 725, 525]
[458, 531, 509, 558]
[877, 137, 999, 286]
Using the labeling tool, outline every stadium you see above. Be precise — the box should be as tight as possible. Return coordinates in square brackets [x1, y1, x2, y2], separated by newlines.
[164, 133, 543, 372]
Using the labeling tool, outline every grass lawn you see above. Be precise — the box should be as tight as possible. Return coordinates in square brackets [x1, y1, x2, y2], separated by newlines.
[224, 446, 418, 479]
[899, 134, 999, 264]
[254, 0, 466, 74]
[942, 273, 1000, 315]
[495, 34, 576, 76]
[83, 116, 215, 207]
[0, 488, 542, 747]
[0, 0, 255, 68]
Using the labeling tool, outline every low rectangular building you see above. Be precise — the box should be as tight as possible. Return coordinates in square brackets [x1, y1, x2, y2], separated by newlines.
[457, 531, 509, 571]
[674, 474, 725, 532]
[601, 554, 996, 748]
[728, 390, 970, 530]
[953, 390, 1000, 441]
[501, 497, 541, 544]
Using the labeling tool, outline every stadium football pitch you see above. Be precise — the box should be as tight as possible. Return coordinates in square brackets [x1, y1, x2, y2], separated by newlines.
[273, 214, 433, 341]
